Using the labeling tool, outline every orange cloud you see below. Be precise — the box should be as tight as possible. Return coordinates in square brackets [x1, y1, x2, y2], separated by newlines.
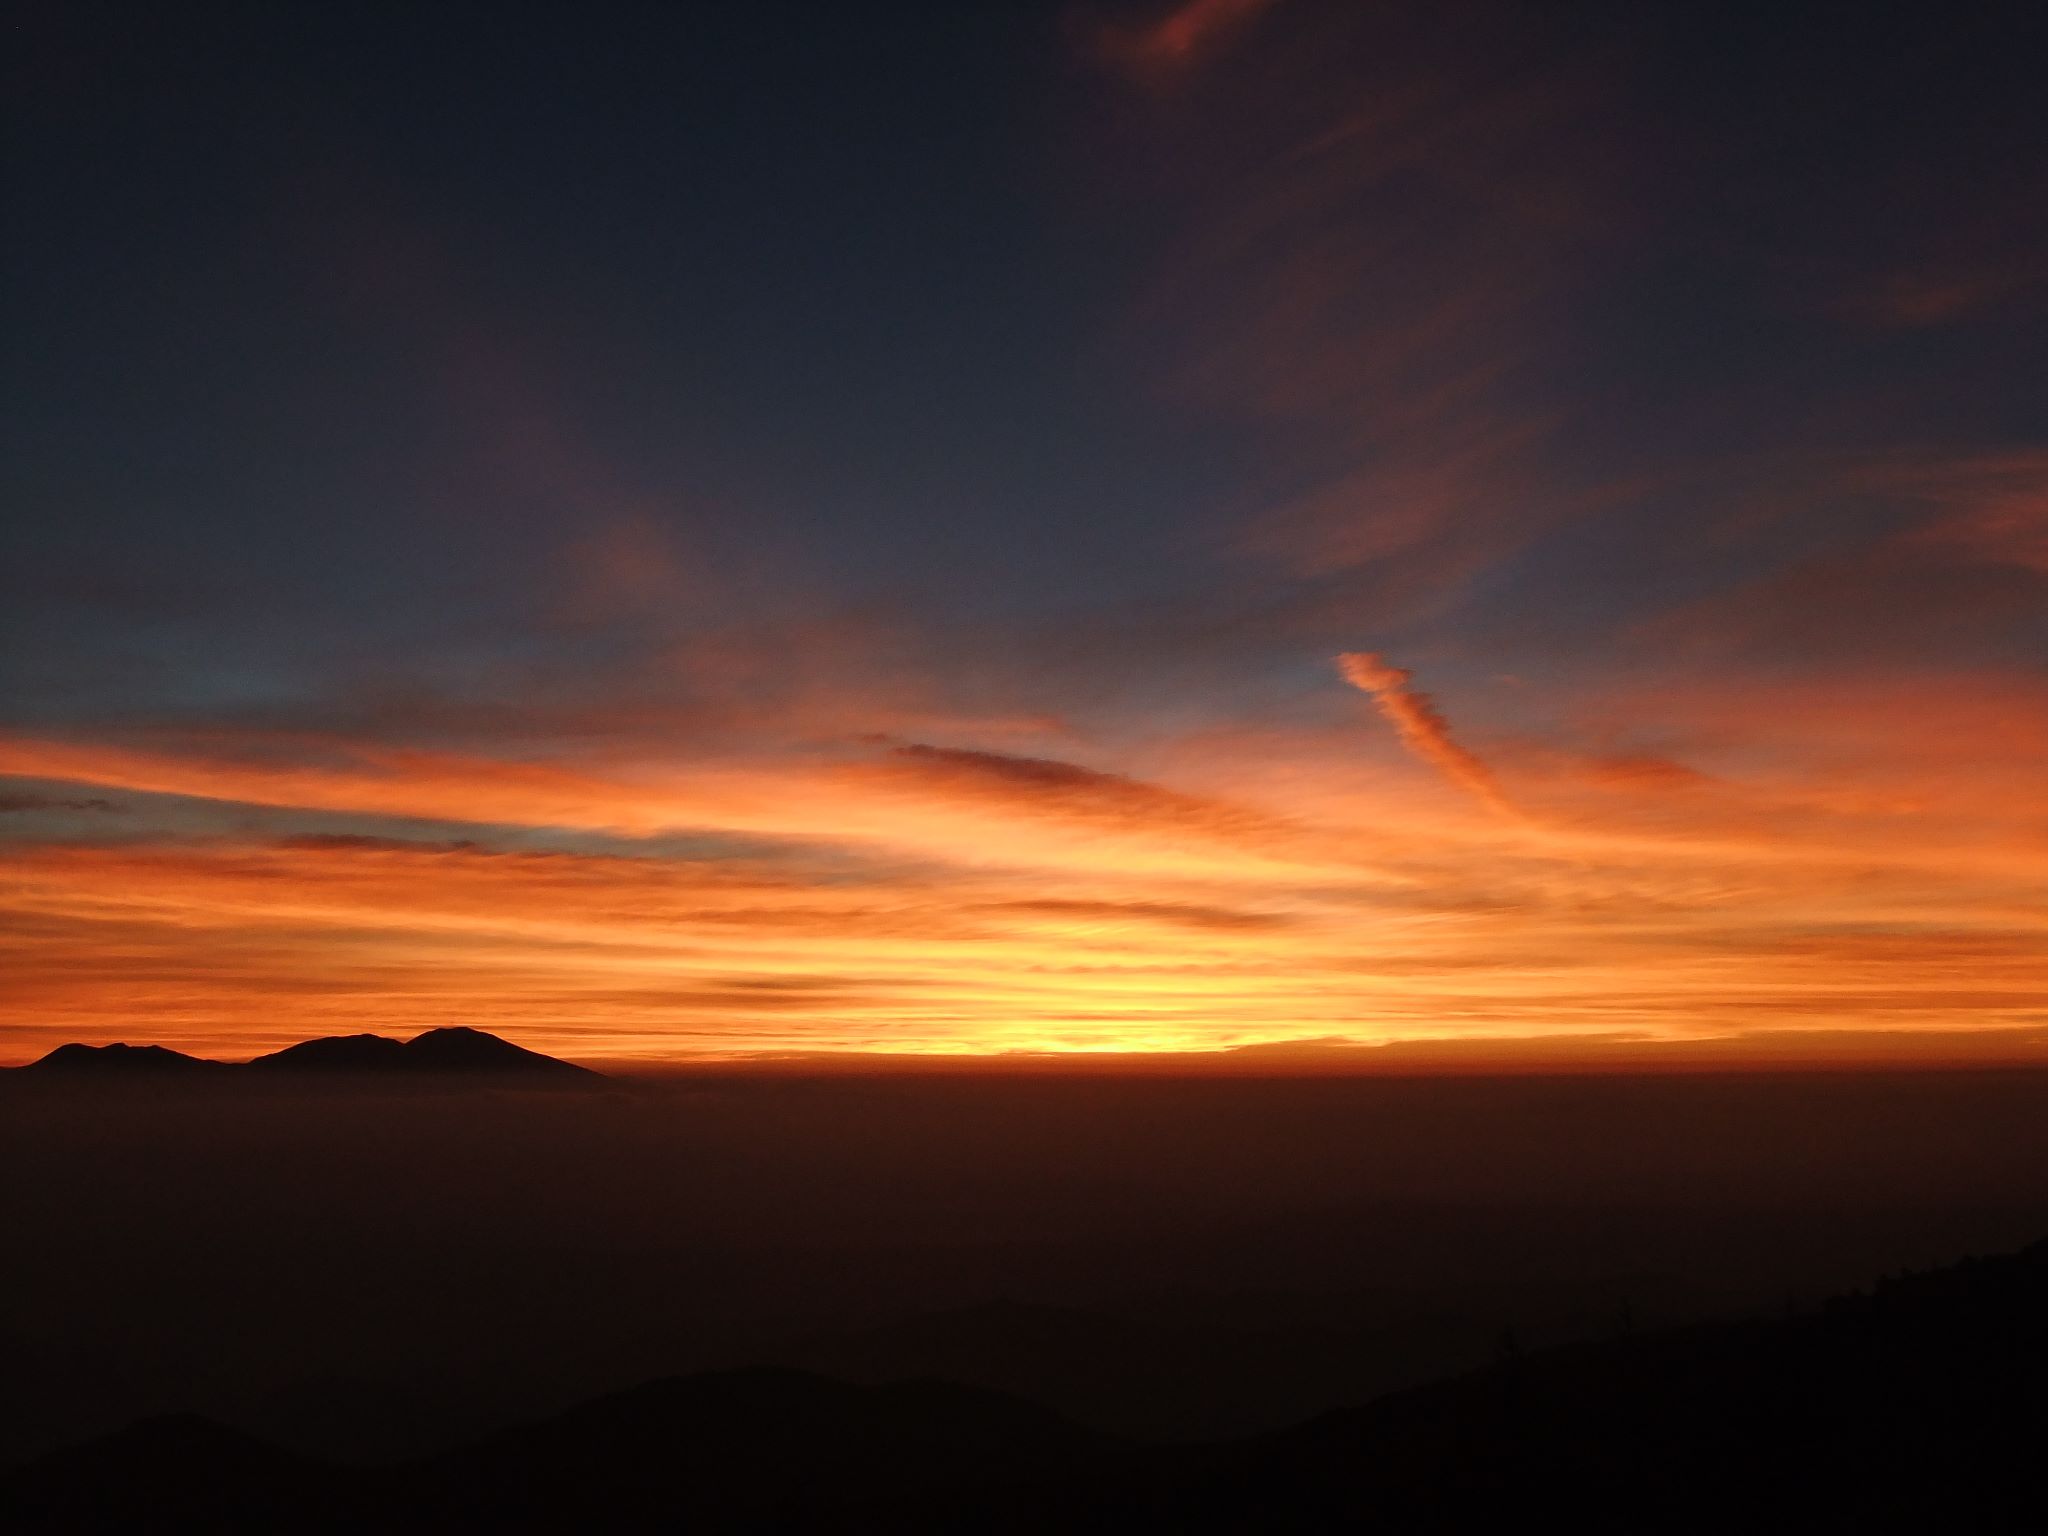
[871, 742, 1303, 849]
[1578, 755, 1712, 793]
[0, 729, 1356, 886]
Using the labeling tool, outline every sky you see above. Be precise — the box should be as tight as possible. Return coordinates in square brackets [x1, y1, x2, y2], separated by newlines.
[3, 0, 2045, 1067]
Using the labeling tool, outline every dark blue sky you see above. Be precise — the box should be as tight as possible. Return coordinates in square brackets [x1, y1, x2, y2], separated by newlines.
[9, 1, 2045, 734]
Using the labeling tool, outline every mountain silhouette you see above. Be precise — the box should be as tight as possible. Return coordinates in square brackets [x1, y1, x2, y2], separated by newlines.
[394, 1026, 596, 1076]
[21, 1042, 222, 1076]
[249, 1034, 410, 1072]
[4, 1237, 2041, 1531]
[16, 1028, 601, 1082]
[249, 1027, 595, 1078]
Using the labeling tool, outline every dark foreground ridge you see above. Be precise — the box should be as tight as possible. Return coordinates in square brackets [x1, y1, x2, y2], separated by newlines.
[19, 1028, 601, 1082]
[3, 1237, 2042, 1532]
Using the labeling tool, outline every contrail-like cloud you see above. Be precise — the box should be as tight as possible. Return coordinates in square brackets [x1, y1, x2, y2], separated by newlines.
[1336, 652, 1516, 816]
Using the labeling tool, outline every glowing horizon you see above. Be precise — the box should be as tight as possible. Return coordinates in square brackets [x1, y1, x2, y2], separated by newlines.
[5, 649, 2044, 1067]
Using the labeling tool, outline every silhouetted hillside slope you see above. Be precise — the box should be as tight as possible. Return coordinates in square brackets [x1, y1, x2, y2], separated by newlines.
[0, 1414, 331, 1531]
[0, 1372, 1109, 1533]
[779, 1294, 1488, 1441]
[399, 1369, 1109, 1529]
[1033, 1234, 2048, 1532]
[5, 1238, 2042, 1531]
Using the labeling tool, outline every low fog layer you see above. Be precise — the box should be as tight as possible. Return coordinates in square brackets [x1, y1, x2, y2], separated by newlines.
[5, 1070, 2046, 1465]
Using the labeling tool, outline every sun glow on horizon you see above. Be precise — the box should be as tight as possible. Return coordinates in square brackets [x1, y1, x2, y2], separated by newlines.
[5, 655, 2045, 1069]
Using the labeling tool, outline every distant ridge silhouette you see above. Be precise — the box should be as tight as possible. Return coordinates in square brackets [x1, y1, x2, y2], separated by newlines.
[18, 1028, 601, 1081]
[22, 1042, 222, 1076]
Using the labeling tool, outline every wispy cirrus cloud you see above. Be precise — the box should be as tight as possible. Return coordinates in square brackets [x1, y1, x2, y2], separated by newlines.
[1080, 3, 1636, 651]
[1638, 453, 2048, 666]
[1886, 454, 2048, 575]
[1082, 0, 1279, 79]
[1847, 263, 2036, 329]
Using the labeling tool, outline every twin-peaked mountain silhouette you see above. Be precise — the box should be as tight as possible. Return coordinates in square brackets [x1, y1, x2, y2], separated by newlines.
[3, 1236, 2043, 1531]
[20, 1027, 600, 1081]
[24, 1042, 224, 1075]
